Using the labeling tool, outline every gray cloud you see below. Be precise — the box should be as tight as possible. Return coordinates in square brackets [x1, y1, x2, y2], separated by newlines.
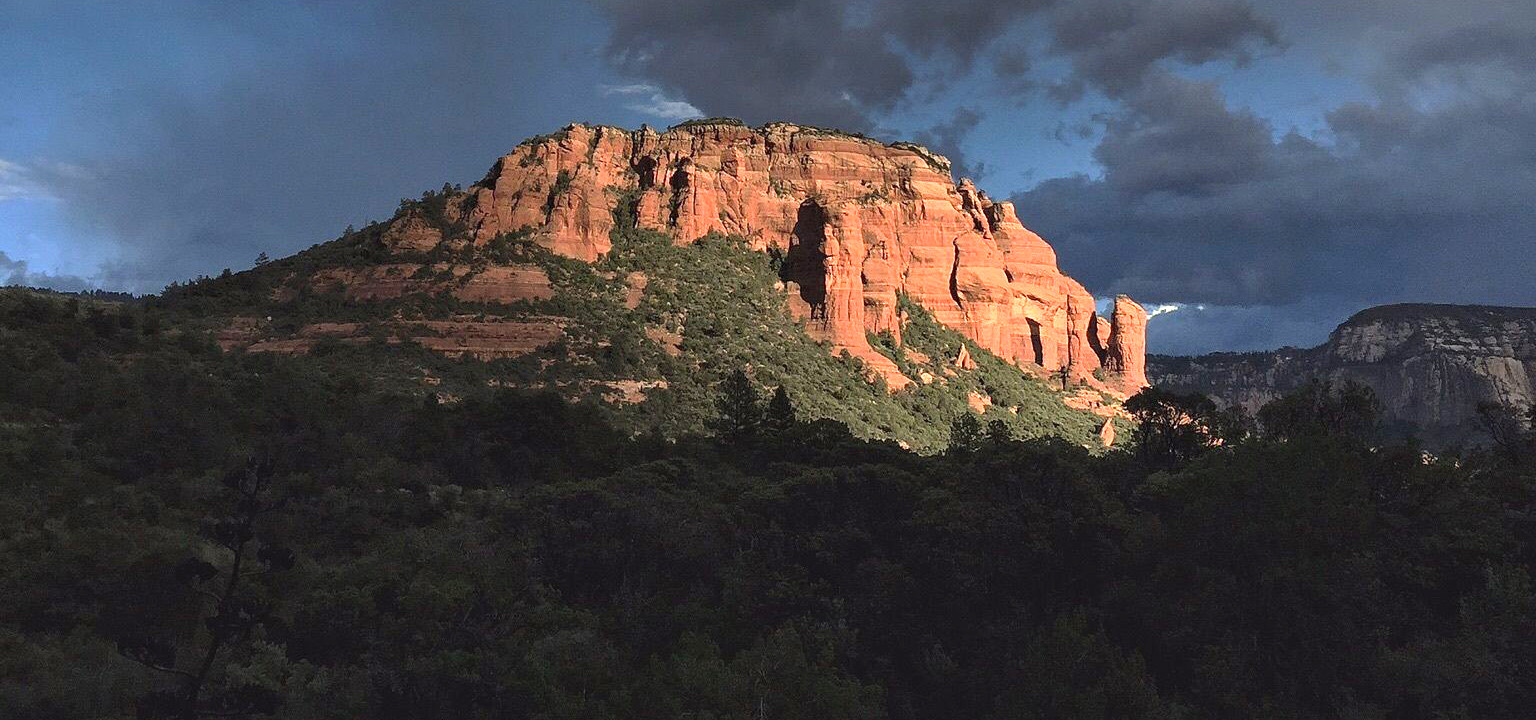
[1014, 18, 1536, 350]
[1049, 0, 1281, 99]
[1094, 74, 1277, 195]
[18, 1, 628, 292]
[593, 0, 1279, 130]
[1, 251, 94, 293]
[873, 0, 1052, 66]
[595, 0, 916, 131]
[990, 47, 1037, 97]
[914, 108, 989, 180]
[1390, 22, 1536, 79]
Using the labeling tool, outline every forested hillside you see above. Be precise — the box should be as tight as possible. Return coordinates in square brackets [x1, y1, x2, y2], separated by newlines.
[3, 288, 1536, 718]
[152, 219, 1118, 452]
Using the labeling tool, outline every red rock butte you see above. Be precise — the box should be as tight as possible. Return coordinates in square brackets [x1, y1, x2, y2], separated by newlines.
[381, 120, 1148, 394]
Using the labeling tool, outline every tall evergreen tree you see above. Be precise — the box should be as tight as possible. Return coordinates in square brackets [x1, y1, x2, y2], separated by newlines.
[985, 419, 1013, 445]
[713, 369, 763, 441]
[765, 386, 796, 431]
[121, 457, 292, 719]
[948, 413, 984, 453]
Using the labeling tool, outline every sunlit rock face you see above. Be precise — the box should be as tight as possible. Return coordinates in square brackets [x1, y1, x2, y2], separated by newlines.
[396, 121, 1147, 393]
[1148, 304, 1536, 445]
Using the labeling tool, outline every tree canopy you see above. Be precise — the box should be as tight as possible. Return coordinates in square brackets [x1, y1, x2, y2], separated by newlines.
[3, 289, 1535, 719]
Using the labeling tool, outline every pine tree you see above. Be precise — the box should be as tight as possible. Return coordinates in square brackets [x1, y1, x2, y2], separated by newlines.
[712, 369, 763, 441]
[948, 413, 984, 453]
[765, 386, 797, 432]
[985, 419, 1013, 445]
[120, 457, 293, 719]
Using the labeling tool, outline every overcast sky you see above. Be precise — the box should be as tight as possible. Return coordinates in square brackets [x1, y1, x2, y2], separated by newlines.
[3, 0, 1533, 354]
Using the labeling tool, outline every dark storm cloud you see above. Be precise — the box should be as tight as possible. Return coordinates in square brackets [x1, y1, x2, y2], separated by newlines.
[593, 0, 1279, 130]
[914, 108, 989, 181]
[15, 0, 624, 292]
[1048, 0, 1281, 99]
[1388, 22, 1536, 78]
[1014, 19, 1536, 352]
[990, 47, 1037, 97]
[10, 0, 1285, 294]
[871, 0, 1052, 64]
[595, 0, 915, 131]
[1094, 74, 1277, 195]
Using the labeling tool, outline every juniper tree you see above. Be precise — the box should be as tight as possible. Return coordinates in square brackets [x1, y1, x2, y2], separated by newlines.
[948, 413, 985, 453]
[713, 369, 763, 441]
[765, 385, 797, 432]
[119, 457, 294, 719]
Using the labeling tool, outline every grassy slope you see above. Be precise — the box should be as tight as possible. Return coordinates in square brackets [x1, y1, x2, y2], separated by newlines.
[139, 203, 1114, 451]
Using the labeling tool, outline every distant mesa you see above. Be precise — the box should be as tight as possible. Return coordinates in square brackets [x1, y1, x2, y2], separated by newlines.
[1149, 303, 1536, 446]
[370, 120, 1147, 395]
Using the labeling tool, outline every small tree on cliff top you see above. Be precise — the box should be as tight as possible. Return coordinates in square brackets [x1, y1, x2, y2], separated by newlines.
[1052, 364, 1073, 391]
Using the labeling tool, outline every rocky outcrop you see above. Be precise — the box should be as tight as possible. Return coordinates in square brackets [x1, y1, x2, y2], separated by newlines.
[1148, 304, 1536, 445]
[219, 316, 566, 360]
[1105, 296, 1148, 389]
[389, 120, 1146, 393]
[292, 263, 554, 303]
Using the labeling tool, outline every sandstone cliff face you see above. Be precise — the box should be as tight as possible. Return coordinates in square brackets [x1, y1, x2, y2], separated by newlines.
[1105, 296, 1149, 389]
[1148, 304, 1536, 445]
[394, 121, 1146, 393]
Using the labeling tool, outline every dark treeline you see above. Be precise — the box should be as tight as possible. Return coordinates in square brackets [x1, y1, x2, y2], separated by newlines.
[3, 289, 1535, 719]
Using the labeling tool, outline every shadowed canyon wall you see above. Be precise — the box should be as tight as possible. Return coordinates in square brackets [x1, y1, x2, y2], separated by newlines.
[1150, 304, 1536, 445]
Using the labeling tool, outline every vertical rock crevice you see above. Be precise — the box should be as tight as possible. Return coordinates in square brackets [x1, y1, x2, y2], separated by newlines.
[667, 161, 691, 228]
[784, 200, 830, 322]
[432, 122, 1149, 393]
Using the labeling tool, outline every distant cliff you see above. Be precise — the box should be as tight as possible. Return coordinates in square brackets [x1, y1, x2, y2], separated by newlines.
[1149, 304, 1536, 444]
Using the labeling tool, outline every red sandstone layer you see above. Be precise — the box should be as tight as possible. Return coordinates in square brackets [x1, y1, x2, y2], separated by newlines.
[382, 121, 1148, 392]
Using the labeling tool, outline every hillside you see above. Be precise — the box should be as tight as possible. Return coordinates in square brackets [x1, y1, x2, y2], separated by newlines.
[155, 224, 1118, 451]
[417, 120, 1148, 394]
[148, 120, 1150, 450]
[6, 285, 1536, 719]
[1149, 303, 1536, 445]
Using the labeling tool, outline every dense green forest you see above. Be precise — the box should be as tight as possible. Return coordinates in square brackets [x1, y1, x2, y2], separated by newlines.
[3, 287, 1535, 719]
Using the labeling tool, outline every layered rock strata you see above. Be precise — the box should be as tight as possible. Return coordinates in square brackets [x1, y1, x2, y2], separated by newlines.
[1149, 304, 1536, 445]
[385, 121, 1147, 392]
